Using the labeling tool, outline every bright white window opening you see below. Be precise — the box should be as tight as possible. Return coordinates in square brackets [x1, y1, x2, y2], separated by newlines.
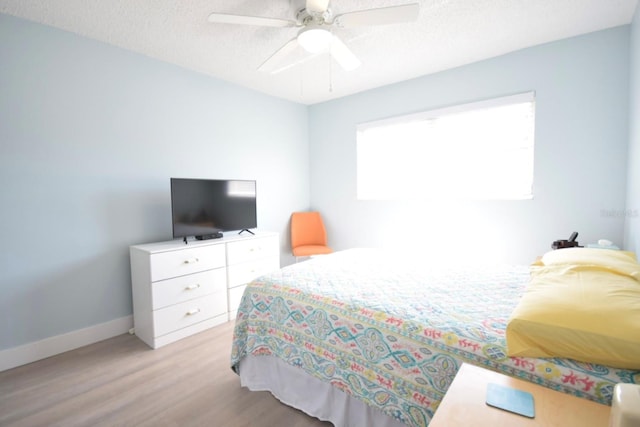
[357, 92, 535, 200]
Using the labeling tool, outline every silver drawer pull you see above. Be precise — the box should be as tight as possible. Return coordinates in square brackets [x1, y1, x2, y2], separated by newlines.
[184, 258, 199, 264]
[186, 308, 201, 316]
[185, 284, 201, 291]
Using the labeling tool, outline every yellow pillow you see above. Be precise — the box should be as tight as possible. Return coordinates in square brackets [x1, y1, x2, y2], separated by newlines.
[507, 250, 640, 369]
[540, 247, 640, 281]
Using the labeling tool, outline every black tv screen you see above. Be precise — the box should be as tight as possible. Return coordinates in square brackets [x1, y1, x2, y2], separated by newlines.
[170, 178, 257, 239]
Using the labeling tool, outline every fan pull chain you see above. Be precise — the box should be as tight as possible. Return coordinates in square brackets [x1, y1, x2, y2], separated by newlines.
[329, 55, 333, 92]
[328, 33, 333, 93]
[299, 61, 304, 99]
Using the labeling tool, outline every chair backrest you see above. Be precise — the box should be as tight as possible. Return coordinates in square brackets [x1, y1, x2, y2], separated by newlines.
[291, 211, 328, 249]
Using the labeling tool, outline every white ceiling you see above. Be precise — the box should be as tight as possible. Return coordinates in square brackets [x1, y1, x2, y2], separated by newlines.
[0, 0, 637, 105]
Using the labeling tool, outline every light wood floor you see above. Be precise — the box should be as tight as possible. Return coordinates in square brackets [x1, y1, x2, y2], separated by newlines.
[0, 321, 333, 427]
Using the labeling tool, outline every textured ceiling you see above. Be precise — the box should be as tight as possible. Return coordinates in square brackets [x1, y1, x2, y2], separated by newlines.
[0, 0, 637, 105]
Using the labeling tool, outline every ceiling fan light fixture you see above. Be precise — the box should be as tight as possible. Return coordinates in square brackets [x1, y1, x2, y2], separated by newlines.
[297, 26, 332, 54]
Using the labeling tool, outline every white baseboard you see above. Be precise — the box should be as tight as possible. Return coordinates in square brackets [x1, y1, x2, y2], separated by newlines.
[0, 315, 133, 372]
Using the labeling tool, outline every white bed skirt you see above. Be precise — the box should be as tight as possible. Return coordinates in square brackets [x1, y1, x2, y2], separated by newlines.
[238, 355, 407, 427]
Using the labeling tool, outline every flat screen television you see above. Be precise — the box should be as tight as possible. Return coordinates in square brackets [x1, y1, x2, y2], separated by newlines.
[170, 178, 257, 241]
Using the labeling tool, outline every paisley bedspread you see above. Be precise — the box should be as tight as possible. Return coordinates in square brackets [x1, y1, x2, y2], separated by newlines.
[230, 249, 639, 426]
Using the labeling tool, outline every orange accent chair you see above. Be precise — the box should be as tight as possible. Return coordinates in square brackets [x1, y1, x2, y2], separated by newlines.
[291, 211, 333, 260]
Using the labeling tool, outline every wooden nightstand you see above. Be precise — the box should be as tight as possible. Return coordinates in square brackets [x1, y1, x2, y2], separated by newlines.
[429, 363, 610, 427]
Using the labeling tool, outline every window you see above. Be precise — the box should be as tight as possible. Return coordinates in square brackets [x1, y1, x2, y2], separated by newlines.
[356, 92, 535, 200]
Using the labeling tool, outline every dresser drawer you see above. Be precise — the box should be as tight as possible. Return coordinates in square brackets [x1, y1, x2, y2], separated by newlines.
[150, 244, 225, 281]
[227, 235, 279, 265]
[228, 284, 247, 315]
[131, 233, 280, 349]
[227, 257, 280, 288]
[153, 292, 227, 337]
[152, 268, 226, 309]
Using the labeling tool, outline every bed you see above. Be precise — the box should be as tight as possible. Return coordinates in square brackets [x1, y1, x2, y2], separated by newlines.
[230, 248, 640, 426]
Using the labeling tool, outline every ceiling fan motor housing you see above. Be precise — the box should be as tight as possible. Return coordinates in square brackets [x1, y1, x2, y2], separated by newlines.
[297, 7, 332, 25]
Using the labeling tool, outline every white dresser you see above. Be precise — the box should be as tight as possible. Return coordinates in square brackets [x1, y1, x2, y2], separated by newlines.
[130, 232, 279, 349]
[226, 234, 280, 319]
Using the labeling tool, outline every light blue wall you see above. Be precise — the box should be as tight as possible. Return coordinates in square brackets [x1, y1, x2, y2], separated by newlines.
[309, 26, 630, 265]
[624, 4, 640, 251]
[0, 11, 634, 353]
[0, 13, 310, 351]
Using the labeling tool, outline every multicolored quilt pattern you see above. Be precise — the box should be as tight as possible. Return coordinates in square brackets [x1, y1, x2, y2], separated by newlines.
[230, 249, 639, 426]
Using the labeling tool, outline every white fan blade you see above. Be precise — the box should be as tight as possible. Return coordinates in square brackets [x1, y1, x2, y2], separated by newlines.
[270, 53, 320, 74]
[306, 0, 330, 14]
[208, 13, 296, 28]
[330, 35, 361, 71]
[258, 38, 301, 73]
[334, 3, 419, 28]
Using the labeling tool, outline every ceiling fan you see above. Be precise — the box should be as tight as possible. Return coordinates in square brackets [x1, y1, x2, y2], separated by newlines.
[208, 0, 420, 74]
